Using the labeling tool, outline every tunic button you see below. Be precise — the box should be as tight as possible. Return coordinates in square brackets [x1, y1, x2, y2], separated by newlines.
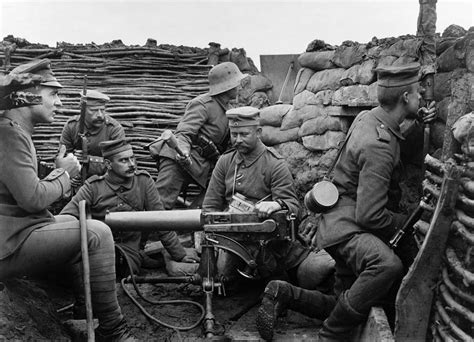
[380, 124, 385, 128]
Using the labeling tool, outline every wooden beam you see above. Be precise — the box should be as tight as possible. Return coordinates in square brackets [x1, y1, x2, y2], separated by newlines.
[394, 164, 459, 341]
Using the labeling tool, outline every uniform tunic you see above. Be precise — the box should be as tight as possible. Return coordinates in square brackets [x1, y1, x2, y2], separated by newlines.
[317, 107, 406, 249]
[203, 140, 308, 275]
[156, 93, 229, 188]
[60, 115, 125, 177]
[0, 117, 70, 260]
[60, 170, 186, 272]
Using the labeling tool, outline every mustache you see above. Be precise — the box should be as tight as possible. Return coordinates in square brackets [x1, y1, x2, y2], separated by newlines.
[126, 167, 136, 173]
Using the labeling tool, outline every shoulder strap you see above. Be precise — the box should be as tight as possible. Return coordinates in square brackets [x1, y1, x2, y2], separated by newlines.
[325, 110, 368, 179]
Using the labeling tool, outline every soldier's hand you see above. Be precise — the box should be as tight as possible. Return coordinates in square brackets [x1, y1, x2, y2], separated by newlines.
[181, 248, 200, 263]
[176, 153, 192, 167]
[418, 100, 437, 124]
[70, 175, 83, 188]
[255, 201, 281, 219]
[74, 149, 84, 161]
[56, 145, 81, 178]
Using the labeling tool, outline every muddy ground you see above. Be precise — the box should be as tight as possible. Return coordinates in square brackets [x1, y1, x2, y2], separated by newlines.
[0, 252, 322, 342]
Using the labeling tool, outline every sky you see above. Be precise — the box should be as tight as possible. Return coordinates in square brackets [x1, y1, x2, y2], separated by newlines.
[0, 0, 472, 70]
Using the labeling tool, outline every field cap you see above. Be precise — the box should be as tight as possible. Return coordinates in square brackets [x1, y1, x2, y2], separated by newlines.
[226, 106, 260, 127]
[99, 138, 133, 158]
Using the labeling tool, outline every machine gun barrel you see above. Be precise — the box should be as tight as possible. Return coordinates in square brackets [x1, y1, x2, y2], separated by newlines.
[105, 209, 202, 232]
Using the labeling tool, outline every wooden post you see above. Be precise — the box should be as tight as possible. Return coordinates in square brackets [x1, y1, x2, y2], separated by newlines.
[394, 164, 459, 341]
[79, 200, 95, 341]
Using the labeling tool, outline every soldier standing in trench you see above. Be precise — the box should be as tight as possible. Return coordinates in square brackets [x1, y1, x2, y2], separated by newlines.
[147, 62, 247, 254]
[0, 59, 136, 341]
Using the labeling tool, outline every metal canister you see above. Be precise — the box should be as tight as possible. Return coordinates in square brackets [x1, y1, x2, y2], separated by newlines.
[304, 180, 339, 213]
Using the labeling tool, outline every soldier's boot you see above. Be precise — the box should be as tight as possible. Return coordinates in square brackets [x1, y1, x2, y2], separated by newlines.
[95, 318, 138, 342]
[256, 280, 337, 341]
[316, 292, 366, 342]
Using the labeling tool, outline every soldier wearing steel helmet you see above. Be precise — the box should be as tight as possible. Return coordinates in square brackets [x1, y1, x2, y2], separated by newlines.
[152, 62, 248, 210]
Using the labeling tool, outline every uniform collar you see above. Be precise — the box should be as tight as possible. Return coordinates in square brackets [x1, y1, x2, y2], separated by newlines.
[212, 94, 230, 112]
[373, 107, 405, 141]
[105, 171, 134, 190]
[235, 140, 266, 167]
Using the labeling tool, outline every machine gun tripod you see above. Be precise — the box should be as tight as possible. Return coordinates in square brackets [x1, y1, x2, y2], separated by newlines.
[105, 209, 296, 338]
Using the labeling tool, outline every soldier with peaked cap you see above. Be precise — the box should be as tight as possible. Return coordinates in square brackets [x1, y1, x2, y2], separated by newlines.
[202, 106, 336, 340]
[0, 59, 136, 341]
[303, 63, 436, 341]
[60, 89, 126, 179]
[60, 138, 200, 279]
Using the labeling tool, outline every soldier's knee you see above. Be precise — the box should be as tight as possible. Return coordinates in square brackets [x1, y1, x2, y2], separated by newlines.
[381, 253, 404, 281]
[86, 220, 114, 249]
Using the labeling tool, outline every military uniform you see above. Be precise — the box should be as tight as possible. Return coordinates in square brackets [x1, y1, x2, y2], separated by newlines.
[60, 170, 186, 275]
[0, 59, 129, 338]
[203, 137, 308, 277]
[316, 64, 422, 340]
[0, 117, 70, 260]
[60, 114, 125, 176]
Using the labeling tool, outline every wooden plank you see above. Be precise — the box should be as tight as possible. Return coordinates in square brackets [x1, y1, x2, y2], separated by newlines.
[394, 165, 459, 341]
[354, 307, 394, 342]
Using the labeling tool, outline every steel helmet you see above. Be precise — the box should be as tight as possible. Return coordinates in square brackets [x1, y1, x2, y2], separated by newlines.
[208, 62, 247, 96]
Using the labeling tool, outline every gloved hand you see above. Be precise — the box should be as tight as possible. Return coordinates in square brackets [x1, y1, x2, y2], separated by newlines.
[180, 248, 200, 263]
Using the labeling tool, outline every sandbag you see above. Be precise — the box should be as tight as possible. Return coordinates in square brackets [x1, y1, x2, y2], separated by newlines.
[298, 51, 335, 71]
[261, 126, 299, 146]
[259, 104, 292, 127]
[437, 36, 470, 72]
[302, 131, 346, 151]
[379, 38, 421, 59]
[281, 105, 327, 130]
[332, 83, 378, 107]
[293, 90, 333, 110]
[436, 97, 450, 123]
[340, 59, 376, 86]
[306, 68, 346, 94]
[229, 48, 252, 71]
[294, 68, 315, 95]
[332, 43, 367, 69]
[298, 115, 350, 137]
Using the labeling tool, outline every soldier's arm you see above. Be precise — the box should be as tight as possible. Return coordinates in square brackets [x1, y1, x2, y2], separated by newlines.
[202, 157, 228, 212]
[4, 130, 70, 212]
[270, 160, 300, 216]
[174, 100, 207, 154]
[59, 182, 96, 218]
[143, 175, 186, 261]
[355, 139, 400, 233]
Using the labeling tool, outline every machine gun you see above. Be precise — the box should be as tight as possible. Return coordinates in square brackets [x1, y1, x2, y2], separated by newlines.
[105, 209, 295, 337]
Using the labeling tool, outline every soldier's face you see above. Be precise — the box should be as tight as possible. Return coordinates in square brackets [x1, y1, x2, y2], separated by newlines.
[85, 104, 106, 128]
[230, 126, 261, 154]
[31, 86, 62, 124]
[107, 149, 136, 179]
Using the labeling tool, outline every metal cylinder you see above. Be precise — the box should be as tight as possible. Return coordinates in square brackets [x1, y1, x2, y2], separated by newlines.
[105, 209, 203, 232]
[304, 180, 339, 213]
